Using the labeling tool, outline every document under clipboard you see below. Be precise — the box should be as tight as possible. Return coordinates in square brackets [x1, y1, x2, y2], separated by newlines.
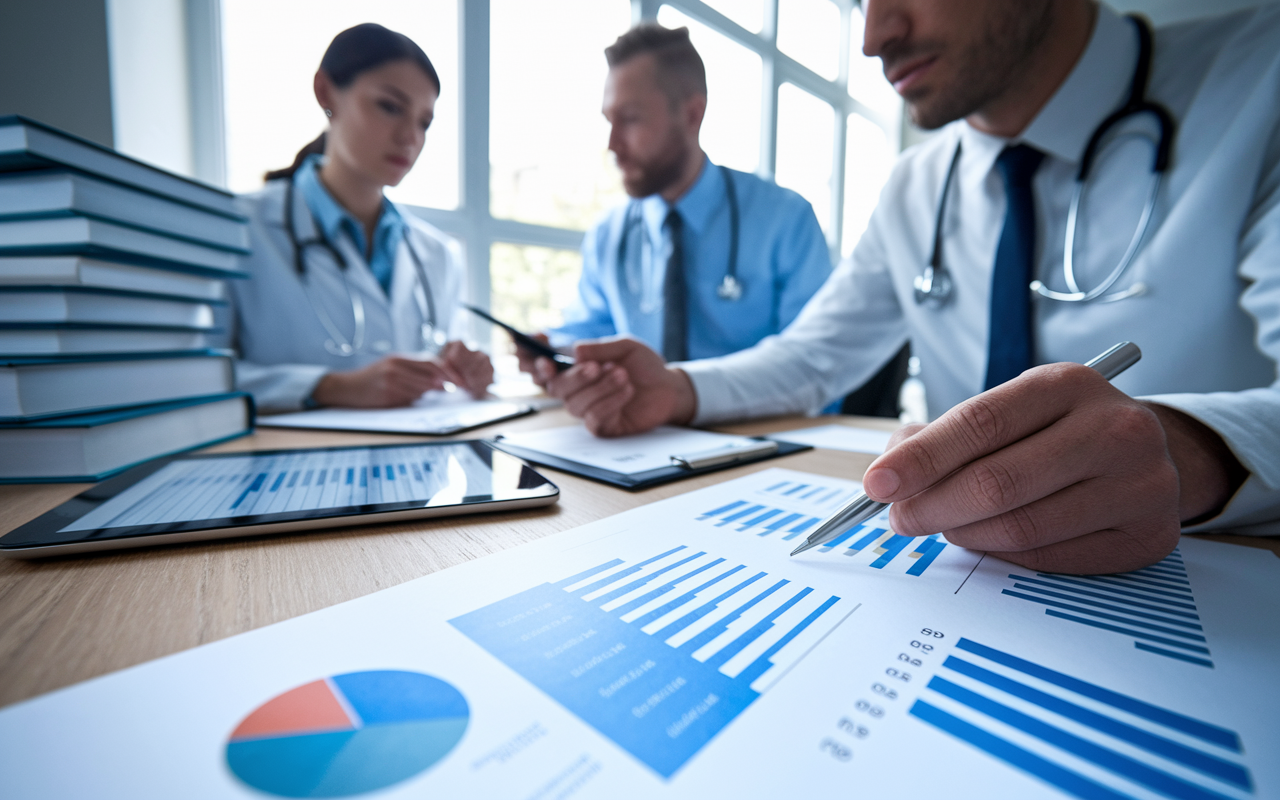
[489, 425, 812, 490]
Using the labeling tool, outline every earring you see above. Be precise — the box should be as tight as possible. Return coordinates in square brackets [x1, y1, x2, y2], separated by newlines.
[324, 108, 333, 118]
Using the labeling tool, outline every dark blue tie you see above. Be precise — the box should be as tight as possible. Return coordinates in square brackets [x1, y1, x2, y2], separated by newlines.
[662, 209, 688, 362]
[984, 144, 1045, 390]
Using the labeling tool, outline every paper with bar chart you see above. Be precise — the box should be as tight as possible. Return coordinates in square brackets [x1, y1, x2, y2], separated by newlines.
[1, 468, 1276, 800]
[694, 472, 983, 584]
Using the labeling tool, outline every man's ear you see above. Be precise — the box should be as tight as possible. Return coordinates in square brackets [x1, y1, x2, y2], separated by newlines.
[683, 92, 708, 136]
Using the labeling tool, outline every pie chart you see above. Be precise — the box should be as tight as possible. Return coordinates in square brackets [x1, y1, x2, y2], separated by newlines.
[226, 670, 469, 797]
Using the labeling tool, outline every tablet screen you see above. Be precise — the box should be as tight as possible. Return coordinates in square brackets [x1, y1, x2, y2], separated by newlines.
[2, 441, 556, 551]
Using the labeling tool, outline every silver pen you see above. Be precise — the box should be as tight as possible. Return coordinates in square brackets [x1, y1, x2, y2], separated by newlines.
[790, 342, 1142, 557]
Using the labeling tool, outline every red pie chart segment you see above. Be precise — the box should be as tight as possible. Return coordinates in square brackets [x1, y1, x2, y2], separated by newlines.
[231, 679, 355, 740]
[226, 671, 469, 798]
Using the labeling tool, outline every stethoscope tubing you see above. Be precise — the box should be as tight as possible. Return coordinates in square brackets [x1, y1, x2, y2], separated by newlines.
[618, 164, 743, 304]
[280, 174, 441, 356]
[915, 14, 1174, 308]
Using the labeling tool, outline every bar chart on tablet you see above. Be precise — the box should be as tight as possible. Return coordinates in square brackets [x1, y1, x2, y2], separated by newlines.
[61, 444, 492, 532]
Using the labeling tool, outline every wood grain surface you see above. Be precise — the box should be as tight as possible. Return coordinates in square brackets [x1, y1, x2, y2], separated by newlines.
[0, 411, 1274, 709]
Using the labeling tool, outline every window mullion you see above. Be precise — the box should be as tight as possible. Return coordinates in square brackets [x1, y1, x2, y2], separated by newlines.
[461, 0, 492, 319]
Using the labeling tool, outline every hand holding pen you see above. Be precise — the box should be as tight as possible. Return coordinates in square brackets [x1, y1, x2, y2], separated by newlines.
[791, 343, 1219, 575]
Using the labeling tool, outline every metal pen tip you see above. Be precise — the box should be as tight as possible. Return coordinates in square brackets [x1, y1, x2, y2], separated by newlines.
[790, 539, 821, 557]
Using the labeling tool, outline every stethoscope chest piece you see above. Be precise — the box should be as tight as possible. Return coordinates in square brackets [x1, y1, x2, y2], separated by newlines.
[717, 274, 743, 301]
[913, 265, 953, 307]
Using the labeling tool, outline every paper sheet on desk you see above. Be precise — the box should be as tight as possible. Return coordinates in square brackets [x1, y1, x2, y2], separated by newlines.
[258, 390, 531, 434]
[494, 424, 761, 475]
[2, 466, 1277, 800]
[769, 423, 894, 454]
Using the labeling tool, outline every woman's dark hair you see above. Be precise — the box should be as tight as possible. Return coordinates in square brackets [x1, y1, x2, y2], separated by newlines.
[264, 23, 441, 182]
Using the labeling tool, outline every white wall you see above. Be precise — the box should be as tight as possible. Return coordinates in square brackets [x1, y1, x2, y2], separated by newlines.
[106, 0, 195, 177]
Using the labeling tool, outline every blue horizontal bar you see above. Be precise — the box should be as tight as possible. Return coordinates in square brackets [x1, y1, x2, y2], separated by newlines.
[1045, 610, 1210, 653]
[821, 528, 860, 549]
[631, 565, 745, 629]
[766, 481, 789, 491]
[761, 512, 803, 536]
[782, 518, 819, 540]
[1004, 591, 1206, 641]
[850, 527, 885, 551]
[870, 534, 912, 568]
[1031, 575, 1198, 612]
[737, 594, 841, 686]
[955, 639, 1239, 751]
[701, 500, 747, 518]
[1067, 575, 1194, 602]
[943, 657, 1248, 788]
[1135, 642, 1214, 669]
[552, 558, 626, 589]
[907, 541, 946, 576]
[1010, 575, 1200, 620]
[1010, 583, 1202, 630]
[740, 508, 783, 529]
[909, 701, 1133, 800]
[594, 552, 706, 605]
[783, 484, 809, 496]
[719, 504, 766, 524]
[928, 676, 1235, 800]
[650, 571, 765, 641]
[573, 546, 687, 595]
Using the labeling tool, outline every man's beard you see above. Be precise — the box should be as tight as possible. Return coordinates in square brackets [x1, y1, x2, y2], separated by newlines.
[885, 3, 1054, 130]
[621, 126, 692, 198]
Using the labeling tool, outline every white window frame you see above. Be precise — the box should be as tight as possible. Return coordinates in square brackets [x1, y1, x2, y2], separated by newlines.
[199, 0, 900, 316]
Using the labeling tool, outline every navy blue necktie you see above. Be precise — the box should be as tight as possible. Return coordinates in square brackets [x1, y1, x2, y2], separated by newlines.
[984, 144, 1045, 390]
[662, 209, 688, 362]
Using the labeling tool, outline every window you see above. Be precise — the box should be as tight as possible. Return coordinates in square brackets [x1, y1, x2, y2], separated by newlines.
[221, 0, 459, 210]
[218, 0, 903, 353]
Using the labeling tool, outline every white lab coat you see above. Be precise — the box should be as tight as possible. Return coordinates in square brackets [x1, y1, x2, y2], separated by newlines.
[682, 5, 1280, 535]
[216, 178, 466, 412]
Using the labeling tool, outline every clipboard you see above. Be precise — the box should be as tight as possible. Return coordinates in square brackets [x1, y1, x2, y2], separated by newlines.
[489, 432, 811, 490]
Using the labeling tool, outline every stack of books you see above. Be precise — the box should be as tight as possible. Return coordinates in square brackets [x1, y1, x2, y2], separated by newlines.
[0, 116, 254, 482]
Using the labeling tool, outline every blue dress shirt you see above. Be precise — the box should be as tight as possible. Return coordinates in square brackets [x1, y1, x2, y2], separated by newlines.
[295, 155, 405, 295]
[551, 157, 832, 361]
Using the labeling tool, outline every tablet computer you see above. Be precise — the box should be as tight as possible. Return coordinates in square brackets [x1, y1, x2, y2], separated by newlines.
[0, 440, 559, 558]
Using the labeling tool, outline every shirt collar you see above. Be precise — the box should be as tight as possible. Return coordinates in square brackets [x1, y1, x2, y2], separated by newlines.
[638, 154, 719, 243]
[295, 154, 404, 255]
[958, 4, 1138, 175]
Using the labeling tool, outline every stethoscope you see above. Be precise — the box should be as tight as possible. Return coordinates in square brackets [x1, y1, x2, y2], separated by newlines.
[618, 164, 744, 303]
[281, 174, 444, 357]
[914, 15, 1175, 308]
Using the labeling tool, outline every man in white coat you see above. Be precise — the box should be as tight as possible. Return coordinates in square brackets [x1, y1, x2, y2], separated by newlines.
[528, 0, 1280, 575]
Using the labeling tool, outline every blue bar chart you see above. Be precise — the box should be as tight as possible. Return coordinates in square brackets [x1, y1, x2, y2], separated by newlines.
[910, 638, 1253, 800]
[62, 444, 490, 531]
[449, 546, 848, 778]
[697, 480, 950, 578]
[1000, 550, 1214, 668]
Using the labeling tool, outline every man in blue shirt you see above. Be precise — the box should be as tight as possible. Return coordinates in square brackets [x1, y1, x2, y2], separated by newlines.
[545, 24, 832, 362]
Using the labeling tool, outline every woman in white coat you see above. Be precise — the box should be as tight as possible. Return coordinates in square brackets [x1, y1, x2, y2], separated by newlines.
[226, 23, 491, 412]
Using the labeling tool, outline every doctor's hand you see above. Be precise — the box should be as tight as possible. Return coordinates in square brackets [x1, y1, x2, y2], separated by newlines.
[861, 363, 1247, 575]
[438, 340, 494, 398]
[515, 333, 554, 388]
[537, 337, 696, 437]
[310, 356, 464, 408]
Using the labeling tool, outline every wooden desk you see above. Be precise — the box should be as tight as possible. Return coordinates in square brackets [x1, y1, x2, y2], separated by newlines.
[0, 411, 1275, 709]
